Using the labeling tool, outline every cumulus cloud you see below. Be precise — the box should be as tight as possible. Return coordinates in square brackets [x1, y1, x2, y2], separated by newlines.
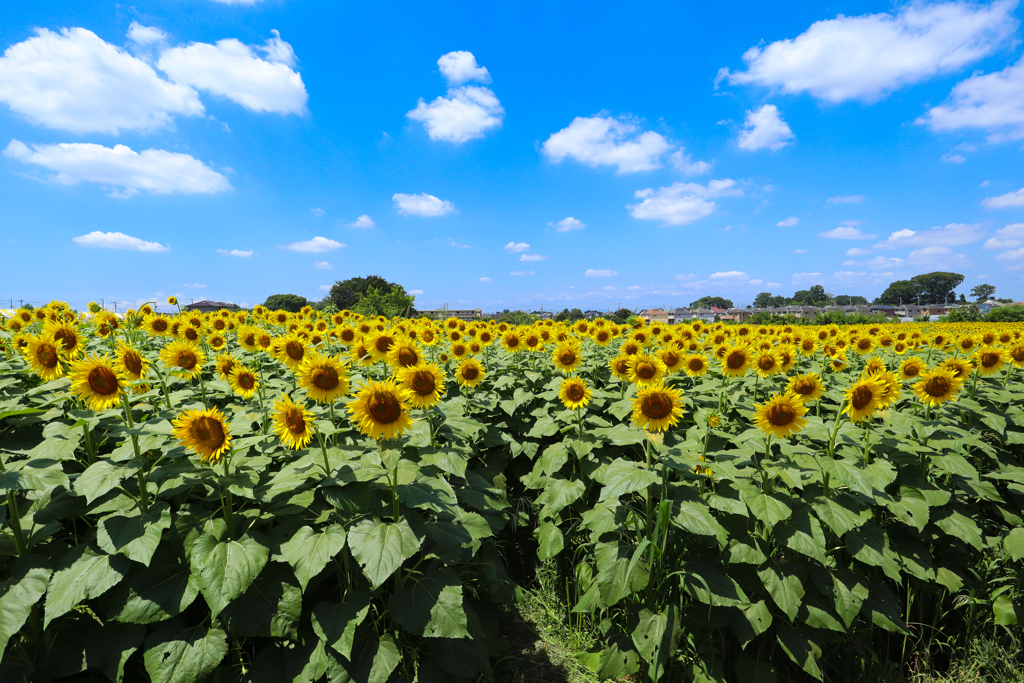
[777, 216, 800, 227]
[819, 227, 877, 239]
[585, 269, 619, 277]
[942, 152, 967, 163]
[551, 217, 586, 231]
[313, 261, 332, 269]
[393, 193, 455, 217]
[995, 247, 1024, 261]
[520, 254, 547, 262]
[510, 271, 535, 276]
[217, 248, 253, 257]
[846, 247, 871, 256]
[919, 57, 1024, 140]
[127, 22, 167, 46]
[311, 207, 324, 217]
[407, 51, 502, 143]
[827, 195, 865, 204]
[669, 149, 712, 175]
[737, 105, 794, 151]
[183, 283, 206, 288]
[843, 255, 904, 269]
[347, 215, 375, 228]
[542, 115, 673, 174]
[710, 271, 748, 280]
[982, 187, 1024, 208]
[73, 231, 169, 252]
[479, 276, 491, 282]
[285, 236, 345, 253]
[719, 1, 1016, 102]
[504, 242, 530, 253]
[4, 139, 230, 197]
[158, 31, 307, 114]
[907, 245, 966, 266]
[984, 223, 1024, 250]
[628, 178, 743, 226]
[874, 223, 983, 250]
[409, 289, 424, 295]
[0, 28, 202, 133]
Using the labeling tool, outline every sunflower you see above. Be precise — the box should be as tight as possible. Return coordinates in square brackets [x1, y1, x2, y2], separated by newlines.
[347, 379, 414, 440]
[843, 375, 886, 422]
[940, 357, 973, 379]
[388, 341, 423, 369]
[45, 322, 83, 359]
[297, 352, 350, 403]
[720, 345, 750, 378]
[898, 357, 926, 380]
[863, 357, 887, 376]
[682, 354, 709, 378]
[167, 296, 178, 306]
[974, 348, 1006, 376]
[786, 372, 824, 401]
[827, 349, 848, 372]
[25, 333, 66, 381]
[274, 334, 307, 370]
[631, 382, 685, 432]
[271, 394, 315, 449]
[753, 349, 782, 378]
[913, 367, 964, 407]
[1010, 344, 1024, 368]
[215, 352, 237, 381]
[754, 392, 808, 438]
[552, 340, 583, 374]
[160, 340, 206, 377]
[609, 354, 632, 381]
[68, 355, 124, 412]
[451, 358, 483, 387]
[874, 370, 902, 408]
[658, 344, 685, 375]
[628, 353, 667, 386]
[116, 341, 149, 383]
[173, 407, 233, 464]
[799, 338, 819, 357]
[956, 335, 978, 353]
[365, 330, 398, 362]
[776, 346, 797, 373]
[450, 341, 471, 359]
[228, 365, 260, 399]
[893, 341, 908, 355]
[559, 377, 591, 410]
[851, 336, 874, 355]
[501, 330, 524, 354]
[398, 363, 446, 408]
[208, 333, 227, 351]
[592, 327, 614, 346]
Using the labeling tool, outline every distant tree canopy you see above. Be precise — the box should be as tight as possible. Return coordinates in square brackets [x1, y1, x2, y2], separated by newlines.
[753, 292, 789, 308]
[324, 276, 416, 318]
[833, 295, 868, 306]
[876, 272, 965, 306]
[494, 310, 537, 326]
[790, 285, 830, 307]
[986, 305, 1024, 323]
[971, 284, 996, 301]
[690, 296, 733, 309]
[262, 294, 309, 312]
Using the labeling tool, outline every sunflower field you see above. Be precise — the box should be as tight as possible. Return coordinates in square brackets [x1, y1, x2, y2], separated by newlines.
[2, 300, 1024, 682]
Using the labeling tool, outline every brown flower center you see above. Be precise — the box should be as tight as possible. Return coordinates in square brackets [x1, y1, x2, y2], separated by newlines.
[88, 366, 118, 395]
[635, 362, 656, 379]
[369, 392, 401, 424]
[559, 351, 576, 366]
[398, 348, 419, 366]
[566, 383, 585, 402]
[851, 385, 874, 409]
[641, 393, 672, 420]
[191, 416, 225, 450]
[238, 373, 255, 389]
[36, 344, 59, 368]
[980, 352, 1000, 368]
[177, 351, 197, 370]
[662, 352, 679, 367]
[374, 336, 394, 354]
[924, 376, 951, 397]
[462, 366, 479, 381]
[123, 350, 143, 376]
[793, 380, 814, 395]
[766, 404, 794, 426]
[412, 372, 435, 395]
[726, 351, 746, 370]
[312, 366, 339, 390]
[286, 341, 304, 360]
[285, 408, 306, 434]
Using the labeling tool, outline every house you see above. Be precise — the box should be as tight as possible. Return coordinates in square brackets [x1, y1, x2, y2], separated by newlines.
[584, 310, 604, 320]
[721, 307, 753, 322]
[689, 308, 717, 323]
[418, 308, 482, 321]
[869, 305, 897, 318]
[978, 300, 1004, 313]
[184, 300, 239, 313]
[895, 304, 927, 318]
[668, 308, 690, 324]
[641, 308, 672, 324]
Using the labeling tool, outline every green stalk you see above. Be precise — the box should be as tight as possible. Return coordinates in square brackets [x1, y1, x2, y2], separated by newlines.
[826, 398, 847, 459]
[4, 489, 28, 556]
[220, 454, 235, 540]
[151, 362, 173, 410]
[197, 371, 210, 409]
[81, 420, 96, 466]
[316, 426, 332, 477]
[863, 421, 872, 465]
[121, 392, 149, 514]
[1002, 363, 1014, 389]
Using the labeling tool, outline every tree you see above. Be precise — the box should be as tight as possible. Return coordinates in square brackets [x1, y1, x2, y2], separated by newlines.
[263, 294, 308, 312]
[986, 305, 1024, 323]
[970, 284, 996, 301]
[324, 275, 399, 311]
[569, 308, 585, 321]
[753, 292, 773, 308]
[495, 310, 537, 326]
[834, 295, 868, 306]
[350, 286, 415, 318]
[876, 279, 919, 306]
[915, 271, 964, 304]
[690, 296, 733, 309]
[555, 308, 571, 322]
[790, 284, 829, 306]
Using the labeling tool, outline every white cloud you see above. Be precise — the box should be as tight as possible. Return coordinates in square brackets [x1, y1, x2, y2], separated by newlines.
[982, 187, 1024, 208]
[720, 1, 1016, 102]
[407, 85, 504, 143]
[669, 149, 712, 175]
[585, 269, 619, 277]
[312, 261, 332, 269]
[846, 247, 871, 256]
[919, 57, 1024, 140]
[479, 277, 491, 282]
[777, 216, 800, 227]
[0, 28, 202, 134]
[767, 282, 782, 287]
[285, 236, 345, 253]
[409, 289, 424, 295]
[907, 245, 966, 266]
[628, 178, 743, 226]
[674, 273, 696, 280]
[542, 115, 672, 174]
[520, 254, 547, 261]
[4, 139, 230, 197]
[183, 283, 206, 288]
[347, 215, 375, 228]
[984, 223, 1024, 249]
[874, 223, 983, 249]
[551, 217, 586, 231]
[710, 271, 748, 280]
[627, 285, 643, 291]
[981, 180, 991, 187]
[749, 279, 764, 286]
[827, 195, 865, 204]
[737, 105, 794, 151]
[311, 207, 324, 217]
[791, 272, 824, 282]
[437, 51, 490, 85]
[819, 227, 877, 240]
[840, 219, 864, 226]
[157, 31, 307, 114]
[603, 286, 619, 291]
[510, 271, 535, 276]
[504, 241, 530, 253]
[127, 22, 167, 46]
[941, 152, 967, 163]
[393, 193, 455, 216]
[794, 249, 806, 254]
[73, 231, 169, 252]
[217, 248, 252, 257]
[844, 255, 904, 269]
[448, 239, 471, 249]
[996, 246, 1024, 261]
[211, 0, 262, 4]
[318, 285, 331, 291]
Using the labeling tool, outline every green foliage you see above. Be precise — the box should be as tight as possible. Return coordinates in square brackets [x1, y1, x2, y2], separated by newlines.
[940, 306, 983, 323]
[262, 294, 309, 312]
[324, 275, 405, 312]
[972, 284, 997, 301]
[350, 286, 416, 318]
[496, 310, 538, 325]
[790, 284, 830, 306]
[877, 272, 965, 305]
[690, 296, 733, 309]
[834, 295, 868, 306]
[987, 305, 1024, 323]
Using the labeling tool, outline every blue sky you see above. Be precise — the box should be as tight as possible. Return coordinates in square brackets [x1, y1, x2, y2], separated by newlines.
[2, 0, 1024, 313]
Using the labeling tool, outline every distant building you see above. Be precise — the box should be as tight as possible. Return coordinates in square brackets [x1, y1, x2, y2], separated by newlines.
[184, 300, 239, 313]
[417, 308, 482, 321]
[641, 308, 672, 324]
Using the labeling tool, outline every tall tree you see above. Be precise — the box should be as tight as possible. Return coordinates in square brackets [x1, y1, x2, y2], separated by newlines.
[689, 296, 734, 309]
[263, 294, 308, 312]
[834, 295, 868, 306]
[913, 271, 964, 304]
[753, 292, 773, 308]
[324, 275, 398, 311]
[970, 284, 996, 301]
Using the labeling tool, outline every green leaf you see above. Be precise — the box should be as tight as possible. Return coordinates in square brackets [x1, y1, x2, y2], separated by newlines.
[932, 508, 982, 550]
[85, 622, 146, 683]
[537, 442, 569, 475]
[742, 488, 792, 529]
[108, 552, 198, 624]
[45, 545, 130, 629]
[810, 492, 869, 536]
[189, 530, 270, 619]
[97, 501, 172, 567]
[682, 561, 748, 607]
[143, 621, 228, 683]
[631, 606, 677, 677]
[732, 600, 773, 649]
[219, 563, 302, 639]
[758, 563, 804, 622]
[0, 556, 51, 660]
[673, 500, 728, 547]
[800, 590, 846, 633]
[810, 565, 868, 630]
[526, 415, 559, 438]
[347, 517, 422, 590]
[388, 568, 470, 639]
[599, 459, 659, 501]
[595, 542, 650, 607]
[821, 457, 873, 496]
[861, 578, 909, 634]
[535, 521, 564, 562]
[775, 509, 827, 564]
[846, 523, 902, 581]
[776, 624, 822, 680]
[75, 460, 130, 504]
[1004, 528, 1024, 561]
[885, 487, 930, 533]
[601, 424, 647, 446]
[312, 592, 371, 661]
[535, 475, 585, 520]
[993, 595, 1020, 625]
[279, 524, 347, 591]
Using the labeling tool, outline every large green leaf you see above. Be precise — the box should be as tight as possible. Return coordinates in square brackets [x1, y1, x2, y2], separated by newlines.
[535, 475, 585, 519]
[347, 517, 422, 589]
[0, 556, 51, 660]
[312, 592, 371, 660]
[388, 568, 470, 639]
[280, 524, 347, 591]
[108, 552, 198, 624]
[932, 508, 982, 550]
[682, 561, 748, 607]
[673, 500, 728, 547]
[97, 501, 172, 566]
[742, 488, 792, 528]
[845, 523, 901, 581]
[535, 521, 564, 562]
[860, 578, 909, 634]
[631, 606, 678, 678]
[758, 563, 804, 622]
[219, 563, 302, 639]
[143, 621, 228, 683]
[775, 509, 826, 564]
[809, 491, 870, 536]
[44, 545, 130, 629]
[75, 460, 131, 504]
[595, 542, 650, 607]
[599, 459, 659, 501]
[1004, 528, 1024, 562]
[189, 530, 270, 618]
[776, 624, 822, 680]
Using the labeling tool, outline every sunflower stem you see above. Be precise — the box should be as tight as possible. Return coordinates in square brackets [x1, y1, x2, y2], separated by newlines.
[1002, 363, 1014, 389]
[969, 367, 981, 400]
[316, 426, 331, 477]
[1, 456, 29, 556]
[826, 398, 846, 460]
[197, 371, 210, 409]
[81, 419, 96, 466]
[151, 361, 173, 410]
[121, 391, 148, 514]
[863, 422, 872, 465]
